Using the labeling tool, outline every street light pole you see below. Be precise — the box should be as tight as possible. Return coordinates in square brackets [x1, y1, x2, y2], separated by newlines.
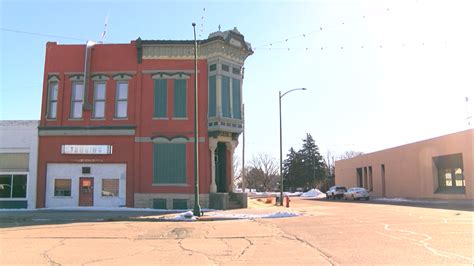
[192, 23, 201, 216]
[279, 88, 306, 206]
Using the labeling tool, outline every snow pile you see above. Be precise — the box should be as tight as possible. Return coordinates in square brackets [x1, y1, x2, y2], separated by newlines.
[300, 189, 326, 199]
[262, 211, 301, 219]
[166, 211, 197, 221]
[285, 192, 303, 197]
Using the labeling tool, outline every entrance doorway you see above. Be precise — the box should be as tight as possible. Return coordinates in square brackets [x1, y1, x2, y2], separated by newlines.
[79, 177, 94, 206]
[356, 168, 363, 187]
[216, 143, 227, 192]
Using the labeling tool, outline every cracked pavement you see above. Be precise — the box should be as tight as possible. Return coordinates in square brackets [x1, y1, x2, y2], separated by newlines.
[1, 198, 472, 265]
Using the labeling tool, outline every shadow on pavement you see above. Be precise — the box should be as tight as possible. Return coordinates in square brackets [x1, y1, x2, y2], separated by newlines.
[305, 197, 474, 212]
[0, 210, 179, 228]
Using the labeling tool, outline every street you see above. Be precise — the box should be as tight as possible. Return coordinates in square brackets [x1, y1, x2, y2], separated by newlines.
[1, 198, 473, 265]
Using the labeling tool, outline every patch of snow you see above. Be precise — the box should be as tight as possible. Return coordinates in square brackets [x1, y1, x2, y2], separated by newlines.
[285, 192, 303, 197]
[164, 211, 197, 221]
[300, 189, 326, 199]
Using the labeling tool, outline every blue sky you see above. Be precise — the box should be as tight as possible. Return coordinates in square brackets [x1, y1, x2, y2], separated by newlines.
[1, 0, 473, 163]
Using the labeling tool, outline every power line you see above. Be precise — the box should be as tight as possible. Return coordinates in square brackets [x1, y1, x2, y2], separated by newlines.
[1, 28, 89, 42]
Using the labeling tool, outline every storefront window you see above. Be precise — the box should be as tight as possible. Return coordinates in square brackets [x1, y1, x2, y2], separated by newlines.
[0, 174, 27, 198]
[54, 179, 71, 196]
[102, 179, 119, 197]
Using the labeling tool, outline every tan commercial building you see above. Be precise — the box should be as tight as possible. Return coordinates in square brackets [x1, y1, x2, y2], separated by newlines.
[335, 129, 473, 200]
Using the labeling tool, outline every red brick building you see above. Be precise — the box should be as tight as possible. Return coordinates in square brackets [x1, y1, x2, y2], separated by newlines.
[37, 28, 252, 209]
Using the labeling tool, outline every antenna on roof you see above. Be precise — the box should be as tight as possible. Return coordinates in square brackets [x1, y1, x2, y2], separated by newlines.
[99, 12, 109, 44]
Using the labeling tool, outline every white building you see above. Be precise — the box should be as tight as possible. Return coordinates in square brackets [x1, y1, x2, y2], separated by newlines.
[0, 121, 38, 209]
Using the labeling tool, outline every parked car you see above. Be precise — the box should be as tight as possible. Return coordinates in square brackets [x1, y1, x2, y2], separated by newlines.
[326, 186, 347, 199]
[344, 187, 370, 200]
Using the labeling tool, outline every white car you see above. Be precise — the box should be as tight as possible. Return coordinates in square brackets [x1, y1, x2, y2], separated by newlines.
[326, 186, 347, 200]
[344, 187, 370, 200]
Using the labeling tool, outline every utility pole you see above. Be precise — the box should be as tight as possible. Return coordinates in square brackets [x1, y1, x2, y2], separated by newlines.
[242, 104, 245, 192]
[192, 23, 201, 216]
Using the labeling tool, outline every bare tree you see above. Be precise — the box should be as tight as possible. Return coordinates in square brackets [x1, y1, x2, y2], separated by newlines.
[339, 150, 364, 160]
[248, 153, 279, 191]
[324, 150, 336, 178]
[233, 154, 241, 190]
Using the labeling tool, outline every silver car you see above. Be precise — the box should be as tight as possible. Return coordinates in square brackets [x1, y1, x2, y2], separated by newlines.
[344, 187, 370, 200]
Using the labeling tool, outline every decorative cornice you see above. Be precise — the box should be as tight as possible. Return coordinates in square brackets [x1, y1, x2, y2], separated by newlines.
[151, 72, 191, 80]
[142, 39, 252, 64]
[91, 74, 110, 81]
[113, 73, 133, 80]
[48, 75, 60, 82]
[68, 74, 84, 81]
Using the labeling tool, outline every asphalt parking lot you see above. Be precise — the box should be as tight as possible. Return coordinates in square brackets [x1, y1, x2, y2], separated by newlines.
[0, 197, 473, 264]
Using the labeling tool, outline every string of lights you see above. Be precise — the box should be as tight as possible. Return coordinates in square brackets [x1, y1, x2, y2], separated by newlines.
[253, 41, 449, 52]
[251, 4, 450, 53]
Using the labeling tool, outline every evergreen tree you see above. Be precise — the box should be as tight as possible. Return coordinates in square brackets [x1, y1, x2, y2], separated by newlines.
[283, 133, 327, 191]
[299, 133, 326, 188]
[283, 148, 304, 191]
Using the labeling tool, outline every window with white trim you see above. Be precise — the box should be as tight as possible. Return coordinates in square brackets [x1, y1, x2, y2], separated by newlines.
[70, 82, 84, 119]
[93, 82, 106, 118]
[47, 81, 58, 119]
[115, 81, 128, 118]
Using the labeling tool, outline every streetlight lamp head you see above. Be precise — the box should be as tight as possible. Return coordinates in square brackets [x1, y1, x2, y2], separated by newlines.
[301, 88, 307, 90]
[192, 23, 196, 27]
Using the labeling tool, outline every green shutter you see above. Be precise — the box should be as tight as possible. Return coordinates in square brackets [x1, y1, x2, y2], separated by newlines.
[173, 80, 186, 118]
[221, 76, 231, 117]
[208, 76, 216, 117]
[153, 143, 186, 184]
[154, 79, 167, 118]
[232, 78, 241, 119]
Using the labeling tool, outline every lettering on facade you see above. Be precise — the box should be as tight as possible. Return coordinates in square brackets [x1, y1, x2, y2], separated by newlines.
[71, 159, 105, 163]
[61, 145, 113, 155]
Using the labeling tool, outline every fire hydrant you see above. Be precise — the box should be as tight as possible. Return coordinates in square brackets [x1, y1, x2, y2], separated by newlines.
[285, 196, 290, 208]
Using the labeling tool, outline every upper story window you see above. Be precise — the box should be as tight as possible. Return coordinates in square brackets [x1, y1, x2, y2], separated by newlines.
[115, 81, 128, 118]
[221, 76, 231, 118]
[154, 79, 168, 118]
[208, 62, 243, 120]
[47, 77, 59, 119]
[173, 79, 187, 118]
[232, 78, 241, 119]
[92, 82, 106, 119]
[152, 72, 191, 119]
[208, 76, 216, 117]
[112, 73, 132, 119]
[70, 82, 84, 119]
[232, 67, 241, 75]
